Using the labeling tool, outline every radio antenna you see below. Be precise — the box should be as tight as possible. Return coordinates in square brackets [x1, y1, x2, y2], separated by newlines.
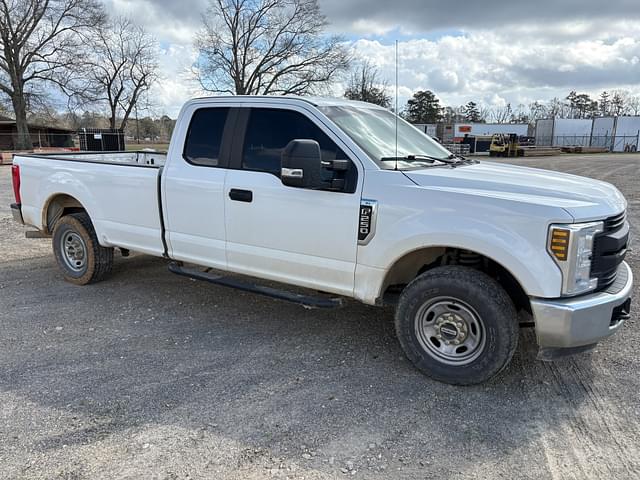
[395, 39, 399, 171]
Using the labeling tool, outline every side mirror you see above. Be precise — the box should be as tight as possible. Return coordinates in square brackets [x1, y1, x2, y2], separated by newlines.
[281, 139, 323, 188]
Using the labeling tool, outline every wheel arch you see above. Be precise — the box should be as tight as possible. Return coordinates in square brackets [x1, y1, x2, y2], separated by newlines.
[42, 193, 89, 234]
[379, 246, 532, 315]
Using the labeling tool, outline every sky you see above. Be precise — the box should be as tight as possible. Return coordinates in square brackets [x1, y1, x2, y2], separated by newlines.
[103, 0, 640, 117]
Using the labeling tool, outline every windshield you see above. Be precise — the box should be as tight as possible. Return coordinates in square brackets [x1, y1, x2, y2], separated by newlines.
[320, 105, 452, 168]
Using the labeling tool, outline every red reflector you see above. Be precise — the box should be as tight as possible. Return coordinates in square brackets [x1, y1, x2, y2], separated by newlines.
[11, 164, 21, 204]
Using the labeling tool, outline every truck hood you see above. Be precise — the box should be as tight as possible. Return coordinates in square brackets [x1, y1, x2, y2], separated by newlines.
[403, 161, 626, 220]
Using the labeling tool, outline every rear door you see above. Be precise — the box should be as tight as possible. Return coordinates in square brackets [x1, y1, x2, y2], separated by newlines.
[223, 105, 363, 296]
[162, 105, 235, 269]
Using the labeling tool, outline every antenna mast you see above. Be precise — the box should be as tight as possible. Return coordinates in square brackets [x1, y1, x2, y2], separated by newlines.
[395, 40, 399, 171]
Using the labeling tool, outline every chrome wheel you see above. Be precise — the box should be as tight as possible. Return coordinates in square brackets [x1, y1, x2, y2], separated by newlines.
[60, 231, 87, 272]
[414, 297, 486, 366]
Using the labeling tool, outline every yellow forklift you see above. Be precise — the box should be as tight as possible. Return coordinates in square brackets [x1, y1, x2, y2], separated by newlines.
[489, 133, 520, 157]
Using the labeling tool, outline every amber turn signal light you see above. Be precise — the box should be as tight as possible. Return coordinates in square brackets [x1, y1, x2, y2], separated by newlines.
[550, 228, 570, 261]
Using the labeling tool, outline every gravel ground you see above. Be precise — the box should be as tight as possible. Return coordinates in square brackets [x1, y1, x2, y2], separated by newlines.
[1, 153, 639, 480]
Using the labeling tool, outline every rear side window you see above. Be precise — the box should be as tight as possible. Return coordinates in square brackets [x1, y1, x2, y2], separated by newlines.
[183, 108, 230, 166]
[242, 108, 348, 175]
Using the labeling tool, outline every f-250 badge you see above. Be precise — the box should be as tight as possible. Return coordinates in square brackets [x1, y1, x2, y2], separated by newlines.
[358, 200, 378, 245]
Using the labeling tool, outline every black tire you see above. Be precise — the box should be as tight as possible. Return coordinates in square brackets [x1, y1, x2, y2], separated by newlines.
[395, 266, 518, 385]
[52, 212, 113, 285]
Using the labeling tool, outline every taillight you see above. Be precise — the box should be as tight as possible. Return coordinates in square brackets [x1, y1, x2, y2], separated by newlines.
[11, 164, 21, 204]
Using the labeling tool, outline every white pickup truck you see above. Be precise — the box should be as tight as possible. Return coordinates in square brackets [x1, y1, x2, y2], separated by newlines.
[10, 96, 632, 385]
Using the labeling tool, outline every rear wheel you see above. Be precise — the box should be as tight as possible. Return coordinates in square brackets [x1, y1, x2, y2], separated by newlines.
[395, 266, 518, 385]
[52, 212, 113, 285]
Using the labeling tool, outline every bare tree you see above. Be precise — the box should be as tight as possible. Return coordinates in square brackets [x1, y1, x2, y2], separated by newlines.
[343, 60, 390, 108]
[527, 101, 547, 123]
[0, 0, 104, 149]
[546, 97, 569, 118]
[477, 105, 490, 123]
[627, 95, 640, 116]
[490, 103, 513, 123]
[83, 17, 158, 130]
[195, 0, 349, 95]
[442, 105, 464, 124]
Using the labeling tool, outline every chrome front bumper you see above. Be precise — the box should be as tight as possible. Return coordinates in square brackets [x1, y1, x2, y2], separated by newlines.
[531, 262, 633, 358]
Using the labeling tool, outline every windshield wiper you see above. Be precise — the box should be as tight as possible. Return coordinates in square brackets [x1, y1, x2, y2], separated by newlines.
[446, 153, 477, 165]
[380, 154, 451, 164]
[380, 154, 477, 169]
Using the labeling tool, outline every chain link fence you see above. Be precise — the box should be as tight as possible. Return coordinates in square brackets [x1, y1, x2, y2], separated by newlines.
[1, 131, 170, 153]
[0, 131, 77, 150]
[535, 133, 640, 152]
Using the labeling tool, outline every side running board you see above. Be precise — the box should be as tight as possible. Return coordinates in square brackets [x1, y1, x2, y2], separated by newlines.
[168, 262, 343, 309]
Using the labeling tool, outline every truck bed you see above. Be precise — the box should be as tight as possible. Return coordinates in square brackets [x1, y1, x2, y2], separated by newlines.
[20, 150, 167, 167]
[15, 151, 166, 257]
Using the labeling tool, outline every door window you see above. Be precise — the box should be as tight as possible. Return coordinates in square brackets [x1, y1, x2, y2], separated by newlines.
[241, 108, 356, 192]
[183, 108, 230, 167]
[242, 109, 345, 173]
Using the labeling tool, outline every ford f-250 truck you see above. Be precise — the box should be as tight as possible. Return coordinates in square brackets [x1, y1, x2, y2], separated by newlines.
[10, 96, 633, 385]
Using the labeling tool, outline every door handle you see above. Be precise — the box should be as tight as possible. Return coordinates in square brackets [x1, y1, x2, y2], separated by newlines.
[229, 188, 253, 203]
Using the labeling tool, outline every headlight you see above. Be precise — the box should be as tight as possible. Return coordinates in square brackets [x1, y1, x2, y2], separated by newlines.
[548, 221, 604, 296]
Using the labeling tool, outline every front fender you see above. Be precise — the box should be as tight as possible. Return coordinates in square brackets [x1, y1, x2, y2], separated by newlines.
[356, 172, 573, 302]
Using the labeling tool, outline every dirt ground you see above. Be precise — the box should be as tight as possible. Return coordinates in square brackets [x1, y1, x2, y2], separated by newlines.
[1, 153, 639, 480]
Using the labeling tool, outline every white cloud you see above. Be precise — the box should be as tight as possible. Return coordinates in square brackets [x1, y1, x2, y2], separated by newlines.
[95, 0, 640, 116]
[350, 27, 640, 110]
[148, 44, 200, 117]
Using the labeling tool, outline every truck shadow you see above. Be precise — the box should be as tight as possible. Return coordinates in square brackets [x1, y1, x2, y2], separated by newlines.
[3, 253, 630, 479]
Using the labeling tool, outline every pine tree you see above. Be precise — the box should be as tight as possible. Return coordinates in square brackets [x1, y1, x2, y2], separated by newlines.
[599, 91, 610, 116]
[462, 101, 482, 122]
[404, 90, 443, 123]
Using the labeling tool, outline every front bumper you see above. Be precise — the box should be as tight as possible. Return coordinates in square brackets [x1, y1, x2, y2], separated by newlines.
[10, 203, 23, 224]
[531, 262, 633, 358]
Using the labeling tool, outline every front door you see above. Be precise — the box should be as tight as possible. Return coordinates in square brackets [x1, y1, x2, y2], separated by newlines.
[224, 106, 362, 296]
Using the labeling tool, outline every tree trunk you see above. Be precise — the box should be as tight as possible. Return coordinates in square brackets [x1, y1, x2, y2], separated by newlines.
[11, 92, 32, 151]
[109, 104, 117, 130]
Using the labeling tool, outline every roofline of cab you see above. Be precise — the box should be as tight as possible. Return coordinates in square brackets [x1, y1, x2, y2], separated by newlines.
[183, 95, 387, 110]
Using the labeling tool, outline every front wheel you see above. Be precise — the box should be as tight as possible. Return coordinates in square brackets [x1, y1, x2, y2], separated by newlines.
[395, 266, 518, 385]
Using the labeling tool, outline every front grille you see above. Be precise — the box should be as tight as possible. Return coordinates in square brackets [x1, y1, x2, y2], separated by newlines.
[591, 210, 629, 291]
[604, 211, 626, 231]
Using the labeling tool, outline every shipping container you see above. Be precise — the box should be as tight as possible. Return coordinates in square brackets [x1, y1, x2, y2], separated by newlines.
[612, 116, 640, 152]
[591, 117, 615, 149]
[414, 123, 438, 137]
[535, 119, 554, 146]
[535, 119, 593, 146]
[453, 123, 528, 141]
[552, 119, 592, 146]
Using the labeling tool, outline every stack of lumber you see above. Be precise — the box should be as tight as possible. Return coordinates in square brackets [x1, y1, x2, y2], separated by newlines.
[561, 146, 610, 154]
[518, 146, 562, 157]
[579, 146, 609, 154]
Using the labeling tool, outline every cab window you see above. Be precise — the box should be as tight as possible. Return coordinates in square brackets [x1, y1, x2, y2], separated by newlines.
[183, 108, 230, 167]
[242, 109, 345, 174]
